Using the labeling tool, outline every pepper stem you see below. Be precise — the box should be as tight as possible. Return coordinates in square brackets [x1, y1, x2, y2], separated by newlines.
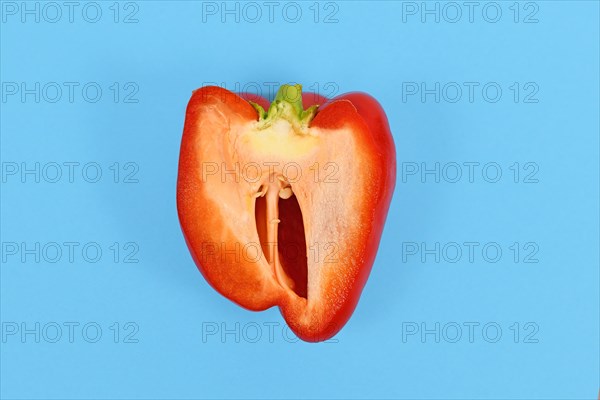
[270, 84, 304, 118]
[252, 84, 319, 133]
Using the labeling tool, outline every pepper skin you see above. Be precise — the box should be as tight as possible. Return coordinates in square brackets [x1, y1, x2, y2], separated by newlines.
[177, 84, 396, 342]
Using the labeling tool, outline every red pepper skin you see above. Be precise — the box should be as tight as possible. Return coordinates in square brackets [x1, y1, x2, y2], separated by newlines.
[177, 86, 396, 342]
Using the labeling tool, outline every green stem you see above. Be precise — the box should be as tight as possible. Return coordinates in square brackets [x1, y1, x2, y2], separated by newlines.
[252, 84, 319, 132]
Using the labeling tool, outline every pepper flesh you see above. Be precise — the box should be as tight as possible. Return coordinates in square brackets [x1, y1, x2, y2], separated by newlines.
[177, 84, 396, 341]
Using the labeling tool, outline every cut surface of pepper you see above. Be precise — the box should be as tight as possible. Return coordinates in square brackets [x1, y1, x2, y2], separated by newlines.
[177, 84, 396, 341]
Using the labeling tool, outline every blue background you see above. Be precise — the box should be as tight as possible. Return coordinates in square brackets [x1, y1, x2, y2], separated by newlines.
[1, 1, 599, 398]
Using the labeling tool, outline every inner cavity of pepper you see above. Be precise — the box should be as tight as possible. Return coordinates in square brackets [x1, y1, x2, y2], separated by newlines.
[255, 174, 308, 299]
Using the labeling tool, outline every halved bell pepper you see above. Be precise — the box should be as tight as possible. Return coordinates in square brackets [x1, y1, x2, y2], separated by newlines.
[177, 84, 396, 342]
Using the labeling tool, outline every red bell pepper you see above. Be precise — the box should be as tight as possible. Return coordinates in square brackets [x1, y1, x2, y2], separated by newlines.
[177, 84, 396, 342]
